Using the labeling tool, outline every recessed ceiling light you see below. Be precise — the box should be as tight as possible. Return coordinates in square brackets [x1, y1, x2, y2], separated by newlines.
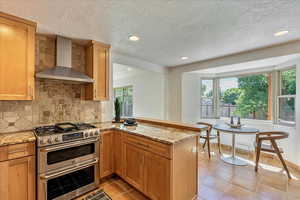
[181, 56, 189, 60]
[274, 31, 289, 37]
[129, 35, 140, 41]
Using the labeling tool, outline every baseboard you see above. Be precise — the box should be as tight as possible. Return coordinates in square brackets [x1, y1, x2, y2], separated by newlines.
[205, 143, 300, 172]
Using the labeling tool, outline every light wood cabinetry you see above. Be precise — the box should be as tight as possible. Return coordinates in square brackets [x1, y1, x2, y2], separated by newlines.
[100, 131, 114, 178]
[85, 41, 110, 101]
[0, 142, 36, 200]
[123, 142, 145, 191]
[122, 136, 172, 200]
[0, 12, 36, 100]
[100, 130, 197, 200]
[113, 130, 123, 176]
[144, 152, 170, 200]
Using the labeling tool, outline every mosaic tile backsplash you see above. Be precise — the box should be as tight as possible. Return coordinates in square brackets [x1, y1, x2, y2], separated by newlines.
[0, 35, 103, 133]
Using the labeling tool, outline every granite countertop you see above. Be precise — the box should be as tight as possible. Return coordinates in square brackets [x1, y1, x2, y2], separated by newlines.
[0, 119, 208, 146]
[94, 122, 207, 144]
[0, 131, 36, 147]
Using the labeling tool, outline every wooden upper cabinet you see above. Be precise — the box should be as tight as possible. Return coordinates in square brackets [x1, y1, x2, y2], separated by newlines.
[85, 41, 110, 101]
[0, 12, 36, 100]
[100, 131, 114, 178]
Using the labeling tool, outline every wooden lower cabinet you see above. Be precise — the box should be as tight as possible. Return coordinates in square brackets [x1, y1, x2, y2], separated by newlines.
[113, 130, 123, 176]
[101, 130, 197, 200]
[123, 142, 145, 191]
[100, 131, 114, 178]
[122, 141, 171, 200]
[144, 152, 170, 200]
[0, 155, 36, 200]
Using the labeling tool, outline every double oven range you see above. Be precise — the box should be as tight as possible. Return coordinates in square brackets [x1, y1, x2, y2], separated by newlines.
[34, 122, 101, 200]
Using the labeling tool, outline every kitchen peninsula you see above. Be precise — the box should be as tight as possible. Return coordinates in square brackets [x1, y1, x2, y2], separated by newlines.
[0, 118, 207, 200]
[95, 118, 208, 200]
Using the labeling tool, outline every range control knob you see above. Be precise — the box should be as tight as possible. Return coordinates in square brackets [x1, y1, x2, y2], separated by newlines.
[95, 130, 99, 135]
[40, 139, 46, 145]
[47, 138, 53, 144]
[85, 132, 89, 137]
[90, 131, 94, 136]
[55, 137, 60, 142]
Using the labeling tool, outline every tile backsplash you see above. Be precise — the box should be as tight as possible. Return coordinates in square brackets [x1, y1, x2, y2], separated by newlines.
[0, 34, 103, 133]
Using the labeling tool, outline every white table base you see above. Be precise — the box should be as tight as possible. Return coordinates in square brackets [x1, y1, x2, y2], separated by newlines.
[221, 155, 248, 166]
[220, 133, 248, 166]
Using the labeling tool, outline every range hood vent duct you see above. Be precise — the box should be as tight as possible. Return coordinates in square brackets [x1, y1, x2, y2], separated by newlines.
[36, 36, 94, 83]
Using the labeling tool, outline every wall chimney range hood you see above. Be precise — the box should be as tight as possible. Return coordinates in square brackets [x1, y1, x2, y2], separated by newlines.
[36, 36, 94, 83]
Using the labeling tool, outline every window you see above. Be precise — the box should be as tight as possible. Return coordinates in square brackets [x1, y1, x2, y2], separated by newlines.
[199, 67, 296, 125]
[219, 74, 270, 120]
[219, 77, 239, 118]
[278, 68, 296, 124]
[114, 86, 133, 117]
[200, 79, 214, 118]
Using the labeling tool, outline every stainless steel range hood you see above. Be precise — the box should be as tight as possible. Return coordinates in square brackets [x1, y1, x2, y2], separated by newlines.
[36, 36, 94, 83]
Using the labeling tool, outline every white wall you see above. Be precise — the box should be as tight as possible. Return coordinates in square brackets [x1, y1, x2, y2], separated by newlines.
[101, 51, 166, 122]
[114, 69, 166, 120]
[182, 73, 201, 123]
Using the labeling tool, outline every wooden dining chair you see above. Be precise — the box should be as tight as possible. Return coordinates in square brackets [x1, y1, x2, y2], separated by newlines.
[254, 131, 291, 179]
[197, 122, 221, 158]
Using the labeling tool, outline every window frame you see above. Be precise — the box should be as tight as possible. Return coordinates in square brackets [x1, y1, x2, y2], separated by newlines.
[276, 67, 296, 126]
[218, 72, 272, 121]
[199, 67, 296, 126]
[113, 85, 133, 117]
[200, 78, 218, 119]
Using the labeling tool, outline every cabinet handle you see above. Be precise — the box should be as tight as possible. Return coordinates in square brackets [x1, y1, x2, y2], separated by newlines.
[29, 86, 32, 97]
[135, 141, 150, 148]
[141, 155, 145, 165]
[9, 149, 26, 154]
[94, 89, 96, 99]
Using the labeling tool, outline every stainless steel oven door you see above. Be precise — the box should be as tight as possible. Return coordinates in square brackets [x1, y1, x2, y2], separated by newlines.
[38, 159, 99, 200]
[38, 137, 99, 174]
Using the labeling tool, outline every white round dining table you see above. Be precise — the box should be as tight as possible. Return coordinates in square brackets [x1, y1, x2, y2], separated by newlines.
[213, 124, 259, 166]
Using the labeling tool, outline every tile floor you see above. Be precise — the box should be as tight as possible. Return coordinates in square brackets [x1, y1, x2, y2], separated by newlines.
[97, 145, 300, 200]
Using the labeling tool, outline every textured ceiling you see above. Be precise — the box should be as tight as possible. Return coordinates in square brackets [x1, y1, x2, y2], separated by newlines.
[1, 0, 300, 67]
[113, 63, 147, 80]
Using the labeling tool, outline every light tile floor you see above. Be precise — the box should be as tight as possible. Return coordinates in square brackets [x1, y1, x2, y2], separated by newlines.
[97, 145, 300, 200]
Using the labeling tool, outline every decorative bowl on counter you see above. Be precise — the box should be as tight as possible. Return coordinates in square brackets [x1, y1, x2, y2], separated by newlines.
[124, 118, 138, 126]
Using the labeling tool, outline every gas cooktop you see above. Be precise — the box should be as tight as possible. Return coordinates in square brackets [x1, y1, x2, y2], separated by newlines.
[34, 122, 100, 147]
[34, 122, 96, 136]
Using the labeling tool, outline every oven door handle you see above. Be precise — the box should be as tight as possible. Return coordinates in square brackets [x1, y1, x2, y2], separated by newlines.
[40, 138, 99, 152]
[40, 158, 99, 180]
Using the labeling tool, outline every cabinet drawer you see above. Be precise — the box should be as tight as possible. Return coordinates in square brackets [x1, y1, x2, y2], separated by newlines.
[0, 142, 35, 161]
[124, 134, 172, 159]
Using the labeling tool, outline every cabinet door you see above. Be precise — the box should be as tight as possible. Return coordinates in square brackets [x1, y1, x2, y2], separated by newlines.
[123, 142, 145, 191]
[0, 16, 35, 100]
[144, 152, 171, 200]
[0, 156, 35, 200]
[85, 41, 110, 101]
[100, 131, 114, 178]
[114, 131, 122, 176]
[94, 44, 109, 101]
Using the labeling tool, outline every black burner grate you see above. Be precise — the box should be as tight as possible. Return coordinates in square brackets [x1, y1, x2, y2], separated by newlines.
[34, 122, 96, 136]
